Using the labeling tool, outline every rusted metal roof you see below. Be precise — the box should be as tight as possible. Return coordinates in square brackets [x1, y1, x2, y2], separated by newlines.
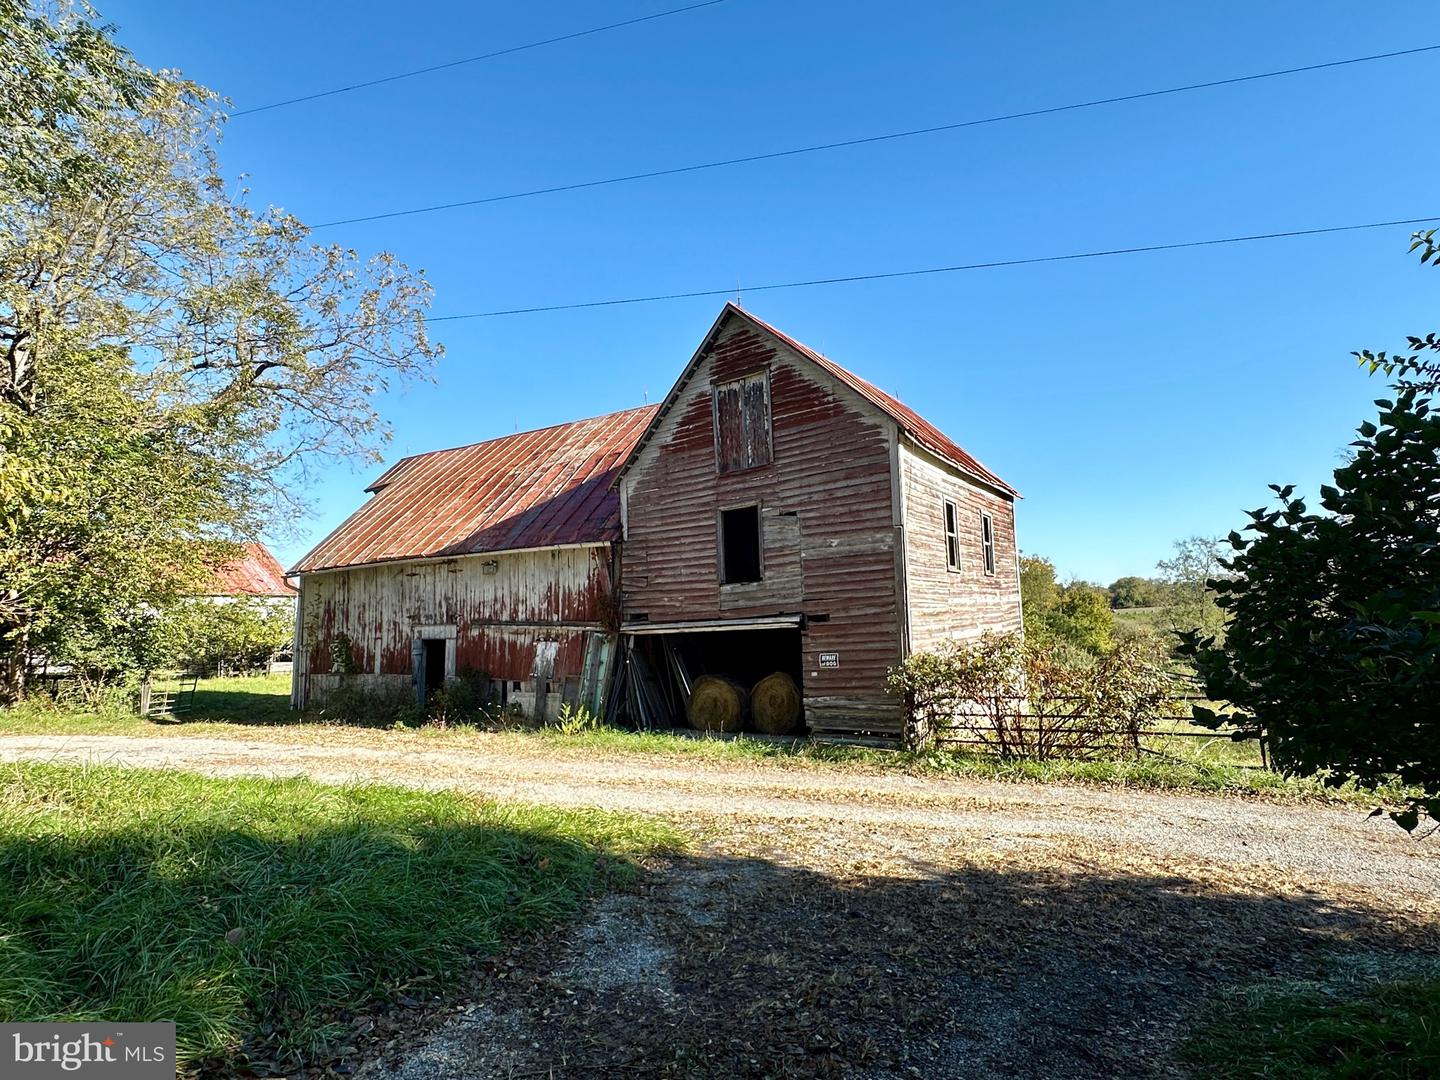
[728, 305, 1019, 497]
[292, 405, 659, 574]
[210, 543, 296, 596]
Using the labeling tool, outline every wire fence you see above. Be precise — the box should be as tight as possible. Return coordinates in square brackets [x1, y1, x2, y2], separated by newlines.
[930, 684, 1270, 769]
[139, 672, 198, 721]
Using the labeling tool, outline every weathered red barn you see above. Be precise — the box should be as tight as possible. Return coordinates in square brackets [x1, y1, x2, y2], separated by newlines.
[289, 304, 1021, 739]
[615, 304, 1020, 738]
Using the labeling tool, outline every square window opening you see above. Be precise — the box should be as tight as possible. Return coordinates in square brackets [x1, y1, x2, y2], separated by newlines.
[981, 510, 996, 576]
[943, 499, 961, 572]
[720, 505, 763, 584]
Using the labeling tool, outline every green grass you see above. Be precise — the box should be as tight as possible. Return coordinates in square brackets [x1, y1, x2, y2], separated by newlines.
[1113, 604, 1181, 635]
[0, 673, 1410, 804]
[0, 673, 297, 734]
[1182, 967, 1440, 1078]
[0, 762, 684, 1069]
[188, 673, 297, 724]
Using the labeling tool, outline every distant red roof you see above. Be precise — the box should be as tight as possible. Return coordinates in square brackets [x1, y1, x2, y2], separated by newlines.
[727, 305, 1018, 496]
[292, 405, 660, 574]
[211, 543, 296, 597]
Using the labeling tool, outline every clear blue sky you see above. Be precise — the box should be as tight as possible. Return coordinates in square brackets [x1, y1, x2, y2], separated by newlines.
[103, 0, 1438, 584]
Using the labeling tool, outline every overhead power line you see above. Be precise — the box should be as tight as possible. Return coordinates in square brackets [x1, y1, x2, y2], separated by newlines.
[426, 215, 1440, 320]
[311, 43, 1440, 229]
[230, 0, 733, 118]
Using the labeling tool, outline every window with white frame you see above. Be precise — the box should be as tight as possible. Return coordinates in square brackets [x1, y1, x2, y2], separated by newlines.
[943, 499, 961, 572]
[980, 510, 996, 576]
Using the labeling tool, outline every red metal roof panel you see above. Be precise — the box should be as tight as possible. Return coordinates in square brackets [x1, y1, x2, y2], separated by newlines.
[292, 405, 659, 574]
[210, 543, 296, 596]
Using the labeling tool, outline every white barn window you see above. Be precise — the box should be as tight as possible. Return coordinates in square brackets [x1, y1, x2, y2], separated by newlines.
[943, 500, 961, 572]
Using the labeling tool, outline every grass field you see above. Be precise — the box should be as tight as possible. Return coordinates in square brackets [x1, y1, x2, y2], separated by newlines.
[1181, 962, 1440, 1079]
[0, 674, 1411, 806]
[1113, 604, 1182, 638]
[0, 762, 683, 1069]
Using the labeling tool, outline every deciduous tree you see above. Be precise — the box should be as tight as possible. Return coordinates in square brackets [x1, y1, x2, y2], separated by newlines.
[0, 2, 440, 697]
[1157, 536, 1229, 639]
[1107, 575, 1167, 609]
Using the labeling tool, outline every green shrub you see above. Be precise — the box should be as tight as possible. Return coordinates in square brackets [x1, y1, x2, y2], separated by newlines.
[889, 632, 1174, 755]
[154, 597, 291, 676]
[1182, 389, 1440, 830]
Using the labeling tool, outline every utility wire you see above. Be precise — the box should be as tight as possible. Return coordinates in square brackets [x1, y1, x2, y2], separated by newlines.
[230, 0, 732, 117]
[312, 43, 1440, 229]
[426, 215, 1440, 320]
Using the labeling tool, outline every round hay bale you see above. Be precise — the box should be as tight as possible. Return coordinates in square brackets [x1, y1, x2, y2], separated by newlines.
[688, 675, 748, 733]
[750, 672, 802, 735]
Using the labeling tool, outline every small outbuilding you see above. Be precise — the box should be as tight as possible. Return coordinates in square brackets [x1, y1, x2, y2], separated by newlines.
[206, 543, 297, 605]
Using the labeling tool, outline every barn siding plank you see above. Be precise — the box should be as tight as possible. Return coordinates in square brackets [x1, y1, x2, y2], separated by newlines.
[294, 546, 611, 708]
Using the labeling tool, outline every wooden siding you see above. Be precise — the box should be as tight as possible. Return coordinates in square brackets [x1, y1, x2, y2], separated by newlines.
[621, 319, 904, 734]
[899, 442, 1022, 651]
[293, 546, 612, 709]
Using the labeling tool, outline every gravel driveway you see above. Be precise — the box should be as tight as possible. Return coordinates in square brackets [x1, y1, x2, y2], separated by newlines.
[3, 732, 1436, 1078]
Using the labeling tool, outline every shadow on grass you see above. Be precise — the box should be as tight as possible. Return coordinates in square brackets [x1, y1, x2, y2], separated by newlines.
[0, 768, 669, 1071]
[391, 848, 1440, 1080]
[184, 687, 297, 725]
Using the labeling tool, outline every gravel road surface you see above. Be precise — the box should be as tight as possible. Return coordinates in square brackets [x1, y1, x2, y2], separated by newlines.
[3, 732, 1435, 1078]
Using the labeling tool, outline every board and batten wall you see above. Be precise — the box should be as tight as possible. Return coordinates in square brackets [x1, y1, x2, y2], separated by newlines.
[620, 318, 906, 735]
[292, 544, 614, 711]
[898, 442, 1022, 652]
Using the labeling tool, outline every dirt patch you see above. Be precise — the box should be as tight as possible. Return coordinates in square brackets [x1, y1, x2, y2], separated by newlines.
[561, 893, 677, 999]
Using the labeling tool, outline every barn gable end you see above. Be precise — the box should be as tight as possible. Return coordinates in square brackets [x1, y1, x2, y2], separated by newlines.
[618, 306, 908, 736]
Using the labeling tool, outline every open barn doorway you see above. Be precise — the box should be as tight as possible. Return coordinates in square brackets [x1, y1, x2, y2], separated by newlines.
[610, 624, 805, 736]
[411, 637, 448, 707]
[422, 639, 446, 697]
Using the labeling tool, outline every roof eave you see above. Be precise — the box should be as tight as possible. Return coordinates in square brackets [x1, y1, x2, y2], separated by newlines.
[898, 433, 1021, 500]
[612, 303, 742, 489]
